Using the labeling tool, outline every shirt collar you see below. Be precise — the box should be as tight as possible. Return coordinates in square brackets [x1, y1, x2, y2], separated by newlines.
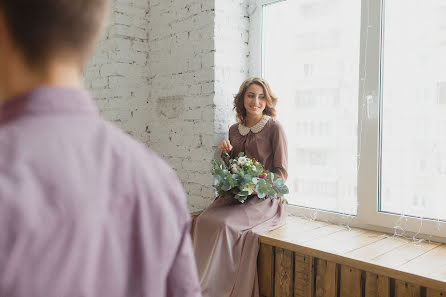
[238, 115, 271, 136]
[0, 86, 98, 122]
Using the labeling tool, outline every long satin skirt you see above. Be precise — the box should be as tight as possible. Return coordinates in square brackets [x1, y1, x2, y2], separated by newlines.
[192, 196, 286, 297]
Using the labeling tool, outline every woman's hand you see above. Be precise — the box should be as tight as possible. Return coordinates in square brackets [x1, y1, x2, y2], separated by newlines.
[218, 139, 233, 152]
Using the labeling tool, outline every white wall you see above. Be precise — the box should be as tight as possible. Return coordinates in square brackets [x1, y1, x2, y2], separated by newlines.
[214, 0, 250, 144]
[85, 0, 249, 211]
[84, 0, 152, 143]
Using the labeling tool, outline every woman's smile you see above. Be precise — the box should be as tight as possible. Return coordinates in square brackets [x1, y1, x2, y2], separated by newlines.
[248, 104, 262, 111]
[244, 84, 267, 118]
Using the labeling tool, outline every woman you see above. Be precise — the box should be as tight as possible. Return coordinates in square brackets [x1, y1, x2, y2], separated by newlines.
[192, 77, 288, 297]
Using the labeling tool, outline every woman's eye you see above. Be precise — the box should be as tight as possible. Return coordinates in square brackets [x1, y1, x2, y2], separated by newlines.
[248, 95, 254, 98]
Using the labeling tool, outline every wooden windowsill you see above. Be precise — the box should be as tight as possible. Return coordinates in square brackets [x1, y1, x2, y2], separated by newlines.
[260, 216, 446, 291]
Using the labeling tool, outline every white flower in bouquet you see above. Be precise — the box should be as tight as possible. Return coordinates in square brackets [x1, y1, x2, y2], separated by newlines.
[242, 183, 255, 195]
[212, 152, 289, 203]
[231, 163, 240, 173]
[237, 156, 248, 166]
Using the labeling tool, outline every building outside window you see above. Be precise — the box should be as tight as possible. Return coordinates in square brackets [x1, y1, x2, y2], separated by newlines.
[249, 0, 446, 241]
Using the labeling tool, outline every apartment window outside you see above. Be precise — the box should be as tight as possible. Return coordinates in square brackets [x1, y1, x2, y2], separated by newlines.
[380, 0, 446, 221]
[261, 0, 361, 215]
[249, 0, 446, 240]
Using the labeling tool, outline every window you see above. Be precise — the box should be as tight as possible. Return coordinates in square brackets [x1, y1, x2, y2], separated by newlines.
[380, 0, 446, 221]
[249, 0, 446, 241]
[260, 0, 361, 215]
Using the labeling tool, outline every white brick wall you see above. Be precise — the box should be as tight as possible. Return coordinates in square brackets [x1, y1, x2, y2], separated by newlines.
[85, 0, 250, 211]
[84, 0, 151, 144]
[215, 0, 250, 138]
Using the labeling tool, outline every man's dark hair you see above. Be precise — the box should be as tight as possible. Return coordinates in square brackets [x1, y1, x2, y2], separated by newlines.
[0, 0, 110, 67]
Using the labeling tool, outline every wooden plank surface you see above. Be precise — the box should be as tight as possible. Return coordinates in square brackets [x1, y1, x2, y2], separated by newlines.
[365, 272, 390, 297]
[394, 280, 421, 297]
[395, 280, 421, 297]
[263, 222, 343, 246]
[292, 225, 346, 245]
[346, 235, 409, 261]
[372, 240, 441, 269]
[294, 254, 313, 297]
[258, 243, 275, 297]
[426, 288, 445, 297]
[259, 216, 446, 291]
[315, 259, 337, 297]
[340, 265, 362, 297]
[265, 217, 328, 243]
[399, 244, 446, 279]
[274, 247, 294, 297]
[305, 227, 384, 255]
[431, 266, 446, 288]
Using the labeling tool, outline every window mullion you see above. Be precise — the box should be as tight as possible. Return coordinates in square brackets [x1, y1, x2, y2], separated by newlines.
[356, 0, 383, 224]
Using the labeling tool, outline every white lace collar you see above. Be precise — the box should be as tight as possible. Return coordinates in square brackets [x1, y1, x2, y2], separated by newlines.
[238, 115, 271, 136]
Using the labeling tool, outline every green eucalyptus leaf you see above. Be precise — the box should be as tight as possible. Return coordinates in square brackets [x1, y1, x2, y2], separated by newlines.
[255, 180, 268, 198]
[273, 178, 289, 195]
[269, 172, 275, 181]
[212, 152, 289, 203]
[222, 183, 232, 191]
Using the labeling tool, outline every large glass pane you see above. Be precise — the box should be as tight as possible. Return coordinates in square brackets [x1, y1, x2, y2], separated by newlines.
[262, 0, 361, 214]
[381, 0, 446, 221]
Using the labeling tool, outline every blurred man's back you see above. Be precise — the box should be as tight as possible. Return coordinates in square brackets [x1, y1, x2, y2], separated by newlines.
[0, 1, 201, 297]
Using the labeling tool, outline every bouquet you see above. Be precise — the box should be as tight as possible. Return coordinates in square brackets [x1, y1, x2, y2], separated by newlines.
[211, 152, 289, 203]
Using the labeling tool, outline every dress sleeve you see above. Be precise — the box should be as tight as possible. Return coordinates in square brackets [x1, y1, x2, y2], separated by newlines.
[220, 127, 235, 161]
[227, 125, 237, 159]
[271, 121, 288, 180]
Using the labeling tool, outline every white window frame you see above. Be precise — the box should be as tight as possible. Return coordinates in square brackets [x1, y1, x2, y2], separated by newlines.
[248, 0, 446, 243]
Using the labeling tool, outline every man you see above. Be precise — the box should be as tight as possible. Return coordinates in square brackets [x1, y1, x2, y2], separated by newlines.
[0, 1, 201, 297]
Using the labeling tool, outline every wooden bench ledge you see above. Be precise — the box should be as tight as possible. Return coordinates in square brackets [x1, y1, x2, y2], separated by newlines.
[260, 215, 446, 292]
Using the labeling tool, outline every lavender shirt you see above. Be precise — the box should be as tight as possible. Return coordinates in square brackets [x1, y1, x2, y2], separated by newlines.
[0, 87, 201, 297]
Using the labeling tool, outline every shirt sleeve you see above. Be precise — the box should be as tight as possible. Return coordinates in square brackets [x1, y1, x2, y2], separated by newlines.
[166, 173, 202, 297]
[271, 121, 288, 181]
[166, 218, 202, 297]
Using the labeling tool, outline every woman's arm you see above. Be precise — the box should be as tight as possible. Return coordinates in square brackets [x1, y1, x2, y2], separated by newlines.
[271, 122, 288, 181]
[219, 127, 235, 162]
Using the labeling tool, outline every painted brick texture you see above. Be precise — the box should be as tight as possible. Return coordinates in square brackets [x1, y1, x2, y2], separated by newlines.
[85, 0, 249, 211]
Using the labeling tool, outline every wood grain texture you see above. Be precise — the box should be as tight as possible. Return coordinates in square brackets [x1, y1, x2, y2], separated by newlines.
[315, 259, 337, 297]
[426, 288, 445, 297]
[274, 247, 294, 297]
[346, 235, 409, 261]
[340, 265, 362, 297]
[265, 219, 329, 245]
[258, 243, 275, 297]
[294, 254, 313, 297]
[365, 272, 390, 297]
[306, 227, 384, 255]
[259, 216, 446, 291]
[399, 244, 446, 279]
[373, 241, 441, 269]
[394, 280, 421, 297]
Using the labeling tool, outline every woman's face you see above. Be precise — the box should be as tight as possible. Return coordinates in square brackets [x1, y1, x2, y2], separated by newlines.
[243, 84, 266, 118]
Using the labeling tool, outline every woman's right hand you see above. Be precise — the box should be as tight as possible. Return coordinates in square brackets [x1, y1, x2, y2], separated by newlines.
[218, 139, 233, 152]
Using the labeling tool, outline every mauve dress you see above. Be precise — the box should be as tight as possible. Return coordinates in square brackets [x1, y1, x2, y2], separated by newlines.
[192, 116, 288, 297]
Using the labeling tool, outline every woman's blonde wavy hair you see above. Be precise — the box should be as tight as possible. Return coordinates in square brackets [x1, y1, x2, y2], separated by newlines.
[233, 77, 278, 124]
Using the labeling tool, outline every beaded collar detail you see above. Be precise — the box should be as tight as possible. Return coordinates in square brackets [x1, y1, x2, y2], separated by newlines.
[238, 115, 271, 136]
